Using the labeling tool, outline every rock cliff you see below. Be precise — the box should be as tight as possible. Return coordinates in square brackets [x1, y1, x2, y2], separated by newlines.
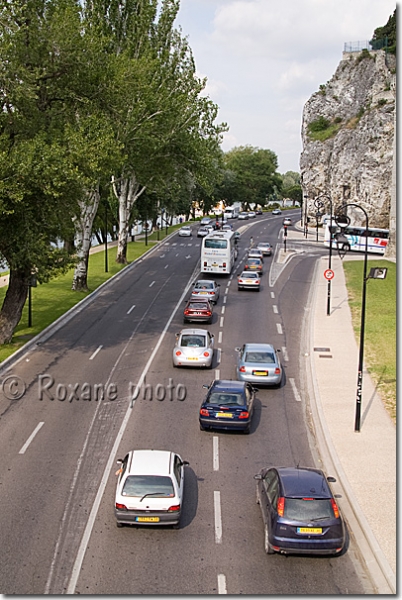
[300, 49, 396, 242]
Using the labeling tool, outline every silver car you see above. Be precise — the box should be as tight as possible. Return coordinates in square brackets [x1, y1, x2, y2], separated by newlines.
[237, 271, 261, 291]
[236, 343, 282, 386]
[257, 242, 272, 256]
[190, 279, 220, 303]
[173, 328, 214, 368]
[179, 226, 192, 237]
[248, 248, 264, 262]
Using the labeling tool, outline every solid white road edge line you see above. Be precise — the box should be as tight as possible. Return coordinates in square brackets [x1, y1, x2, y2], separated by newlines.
[19, 422, 44, 455]
[65, 268, 200, 594]
[214, 490, 222, 544]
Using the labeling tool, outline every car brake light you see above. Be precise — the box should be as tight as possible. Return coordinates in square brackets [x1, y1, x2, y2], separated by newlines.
[176, 351, 182, 356]
[239, 411, 249, 419]
[239, 366, 246, 372]
[184, 310, 190, 315]
[168, 504, 180, 512]
[275, 368, 281, 374]
[331, 498, 340, 518]
[277, 497, 285, 516]
[200, 408, 209, 416]
[203, 352, 210, 357]
[256, 280, 260, 284]
[193, 291, 199, 294]
[223, 263, 226, 267]
[115, 503, 127, 510]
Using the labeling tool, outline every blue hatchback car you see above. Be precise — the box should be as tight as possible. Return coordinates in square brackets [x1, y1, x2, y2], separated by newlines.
[199, 380, 256, 434]
[254, 466, 346, 555]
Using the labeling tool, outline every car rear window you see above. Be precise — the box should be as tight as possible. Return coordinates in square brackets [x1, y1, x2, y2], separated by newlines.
[208, 393, 243, 406]
[195, 282, 213, 289]
[188, 302, 209, 309]
[122, 475, 175, 498]
[181, 335, 206, 347]
[245, 352, 275, 363]
[284, 498, 335, 521]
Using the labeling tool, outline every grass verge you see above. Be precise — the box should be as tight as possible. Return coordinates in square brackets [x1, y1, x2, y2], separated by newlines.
[343, 259, 396, 423]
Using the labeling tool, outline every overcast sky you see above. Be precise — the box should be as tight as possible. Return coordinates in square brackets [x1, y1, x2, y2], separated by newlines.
[175, 0, 396, 174]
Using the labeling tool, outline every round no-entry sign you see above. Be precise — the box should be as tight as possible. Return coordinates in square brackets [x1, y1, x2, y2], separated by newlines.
[324, 269, 335, 280]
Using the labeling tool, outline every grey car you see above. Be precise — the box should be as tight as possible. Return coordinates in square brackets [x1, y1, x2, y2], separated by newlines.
[257, 242, 272, 256]
[190, 279, 220, 303]
[173, 328, 214, 368]
[248, 248, 264, 262]
[236, 343, 282, 386]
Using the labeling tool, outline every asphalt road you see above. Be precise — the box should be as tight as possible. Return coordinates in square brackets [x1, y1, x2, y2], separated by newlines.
[0, 212, 373, 594]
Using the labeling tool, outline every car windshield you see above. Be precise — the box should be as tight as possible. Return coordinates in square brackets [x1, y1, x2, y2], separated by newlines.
[181, 335, 206, 347]
[207, 392, 244, 406]
[122, 475, 175, 498]
[283, 498, 335, 521]
[245, 351, 275, 363]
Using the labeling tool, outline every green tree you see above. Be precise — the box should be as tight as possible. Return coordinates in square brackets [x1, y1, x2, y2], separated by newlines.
[370, 9, 396, 54]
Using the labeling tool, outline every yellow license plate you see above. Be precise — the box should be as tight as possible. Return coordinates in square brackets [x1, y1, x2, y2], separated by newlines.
[136, 516, 160, 523]
[297, 527, 322, 534]
[188, 357, 198, 360]
[217, 412, 233, 418]
[253, 371, 267, 376]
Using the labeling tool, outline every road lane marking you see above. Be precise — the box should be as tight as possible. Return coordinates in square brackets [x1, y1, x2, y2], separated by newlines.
[19, 422, 44, 455]
[276, 323, 283, 334]
[214, 491, 223, 544]
[213, 436, 219, 471]
[220, 317, 224, 327]
[218, 331, 222, 344]
[221, 306, 225, 314]
[89, 345, 103, 361]
[273, 305, 278, 313]
[271, 292, 275, 298]
[164, 264, 169, 269]
[149, 281, 155, 287]
[217, 348, 221, 365]
[223, 296, 227, 304]
[218, 574, 227, 594]
[215, 369, 220, 379]
[127, 305, 135, 315]
[282, 346, 289, 361]
[289, 378, 302, 402]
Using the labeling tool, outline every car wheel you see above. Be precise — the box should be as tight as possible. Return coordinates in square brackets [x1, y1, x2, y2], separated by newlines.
[172, 522, 180, 530]
[264, 525, 274, 554]
[199, 422, 205, 431]
[243, 423, 251, 434]
[116, 521, 124, 528]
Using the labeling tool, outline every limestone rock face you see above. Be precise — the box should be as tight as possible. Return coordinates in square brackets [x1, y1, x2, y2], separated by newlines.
[300, 50, 396, 233]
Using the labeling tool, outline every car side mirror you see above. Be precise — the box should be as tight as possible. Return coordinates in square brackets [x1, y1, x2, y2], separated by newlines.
[327, 476, 337, 483]
[202, 384, 209, 389]
[182, 460, 190, 466]
[277, 348, 281, 353]
[116, 459, 123, 465]
[254, 474, 263, 480]
[235, 347, 241, 352]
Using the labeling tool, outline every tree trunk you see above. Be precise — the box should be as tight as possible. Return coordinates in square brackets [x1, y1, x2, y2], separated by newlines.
[113, 173, 146, 264]
[0, 269, 30, 344]
[72, 187, 100, 291]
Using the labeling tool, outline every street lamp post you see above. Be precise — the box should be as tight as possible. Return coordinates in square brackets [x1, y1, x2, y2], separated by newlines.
[303, 194, 309, 238]
[315, 194, 333, 315]
[335, 203, 369, 432]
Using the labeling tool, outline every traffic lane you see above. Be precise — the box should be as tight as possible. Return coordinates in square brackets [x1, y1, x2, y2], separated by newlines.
[0, 242, 201, 593]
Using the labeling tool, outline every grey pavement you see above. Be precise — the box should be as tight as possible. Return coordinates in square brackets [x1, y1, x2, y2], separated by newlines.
[280, 223, 396, 594]
[0, 221, 397, 593]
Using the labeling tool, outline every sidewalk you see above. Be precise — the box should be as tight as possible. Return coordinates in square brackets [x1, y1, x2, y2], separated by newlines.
[283, 223, 396, 593]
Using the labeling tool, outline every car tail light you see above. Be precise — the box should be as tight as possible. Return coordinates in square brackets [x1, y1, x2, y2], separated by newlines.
[168, 505, 180, 512]
[184, 310, 190, 315]
[239, 366, 246, 373]
[115, 503, 127, 510]
[200, 408, 209, 416]
[275, 368, 281, 374]
[203, 262, 207, 267]
[239, 411, 249, 419]
[175, 351, 182, 356]
[193, 291, 199, 295]
[256, 280, 260, 284]
[277, 497, 285, 516]
[223, 263, 226, 268]
[203, 352, 210, 357]
[331, 498, 340, 518]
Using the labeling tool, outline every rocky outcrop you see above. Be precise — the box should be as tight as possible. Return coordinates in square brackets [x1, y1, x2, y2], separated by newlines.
[300, 50, 396, 239]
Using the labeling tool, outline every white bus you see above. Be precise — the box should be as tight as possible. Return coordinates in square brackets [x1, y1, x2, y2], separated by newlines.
[224, 206, 239, 219]
[324, 224, 389, 255]
[201, 230, 238, 275]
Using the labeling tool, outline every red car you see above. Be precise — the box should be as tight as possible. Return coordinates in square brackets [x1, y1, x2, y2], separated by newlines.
[183, 299, 213, 324]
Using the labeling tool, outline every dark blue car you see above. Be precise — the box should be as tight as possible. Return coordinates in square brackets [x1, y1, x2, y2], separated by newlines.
[199, 380, 256, 434]
[254, 466, 346, 555]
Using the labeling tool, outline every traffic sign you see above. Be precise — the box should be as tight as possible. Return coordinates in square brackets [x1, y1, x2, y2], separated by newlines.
[324, 269, 335, 280]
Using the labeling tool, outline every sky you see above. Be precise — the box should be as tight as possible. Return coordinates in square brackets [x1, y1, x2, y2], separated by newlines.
[175, 0, 396, 174]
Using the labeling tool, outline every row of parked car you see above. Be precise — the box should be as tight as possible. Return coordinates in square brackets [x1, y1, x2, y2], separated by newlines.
[114, 218, 347, 558]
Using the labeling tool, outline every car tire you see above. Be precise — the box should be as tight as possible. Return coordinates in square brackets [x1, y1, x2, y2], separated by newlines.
[264, 525, 274, 554]
[243, 424, 251, 434]
[116, 522, 124, 528]
[199, 422, 205, 431]
[172, 522, 180, 530]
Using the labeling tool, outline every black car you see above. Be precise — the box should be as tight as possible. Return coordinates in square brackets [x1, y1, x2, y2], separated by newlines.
[254, 466, 346, 556]
[199, 380, 256, 434]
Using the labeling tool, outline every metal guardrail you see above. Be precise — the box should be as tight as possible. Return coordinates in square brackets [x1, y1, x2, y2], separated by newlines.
[344, 38, 389, 52]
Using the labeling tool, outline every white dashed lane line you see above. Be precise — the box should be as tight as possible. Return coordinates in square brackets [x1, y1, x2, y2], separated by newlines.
[127, 305, 135, 315]
[19, 422, 45, 455]
[276, 323, 283, 334]
[89, 345, 103, 361]
[218, 574, 227, 594]
[213, 436, 219, 471]
[289, 377, 302, 402]
[214, 491, 223, 544]
[273, 305, 278, 314]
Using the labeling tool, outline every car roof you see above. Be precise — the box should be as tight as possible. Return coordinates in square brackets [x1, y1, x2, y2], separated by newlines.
[239, 271, 258, 277]
[209, 379, 247, 393]
[276, 467, 332, 498]
[244, 343, 275, 351]
[245, 258, 262, 264]
[128, 450, 173, 476]
[179, 328, 209, 336]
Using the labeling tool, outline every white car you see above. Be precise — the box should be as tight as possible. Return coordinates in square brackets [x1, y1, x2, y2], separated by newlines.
[179, 226, 192, 237]
[173, 328, 214, 368]
[248, 249, 264, 262]
[115, 449, 189, 528]
[237, 271, 261, 291]
[248, 211, 256, 218]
